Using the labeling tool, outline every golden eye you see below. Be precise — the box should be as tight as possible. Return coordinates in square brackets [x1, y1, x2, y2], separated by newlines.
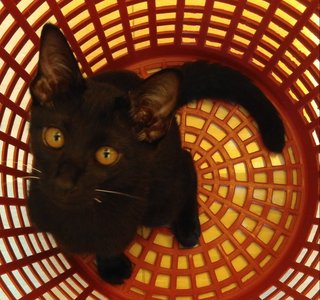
[96, 146, 120, 166]
[42, 127, 65, 149]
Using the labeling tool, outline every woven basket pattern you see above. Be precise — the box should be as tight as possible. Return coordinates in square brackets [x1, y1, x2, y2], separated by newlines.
[0, 1, 319, 299]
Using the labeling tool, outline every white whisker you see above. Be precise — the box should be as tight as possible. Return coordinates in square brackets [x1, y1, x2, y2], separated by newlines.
[30, 167, 42, 174]
[94, 198, 102, 203]
[0, 175, 40, 190]
[1, 160, 42, 173]
[95, 189, 143, 201]
[21, 176, 40, 180]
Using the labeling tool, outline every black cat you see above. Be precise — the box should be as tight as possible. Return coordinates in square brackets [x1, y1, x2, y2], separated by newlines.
[27, 24, 285, 284]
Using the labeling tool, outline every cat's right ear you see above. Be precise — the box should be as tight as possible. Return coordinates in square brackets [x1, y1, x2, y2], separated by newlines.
[30, 24, 84, 106]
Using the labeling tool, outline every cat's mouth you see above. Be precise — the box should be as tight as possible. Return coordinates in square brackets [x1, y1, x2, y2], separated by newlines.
[49, 189, 95, 210]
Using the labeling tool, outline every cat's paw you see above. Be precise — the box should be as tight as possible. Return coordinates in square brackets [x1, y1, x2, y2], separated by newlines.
[173, 217, 201, 248]
[96, 254, 133, 285]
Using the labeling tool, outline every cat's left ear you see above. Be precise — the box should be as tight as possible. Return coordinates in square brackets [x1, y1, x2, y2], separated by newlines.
[30, 24, 84, 105]
[129, 69, 181, 142]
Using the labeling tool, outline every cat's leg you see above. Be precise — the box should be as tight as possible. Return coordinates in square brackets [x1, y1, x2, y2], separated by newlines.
[96, 253, 132, 284]
[172, 150, 200, 248]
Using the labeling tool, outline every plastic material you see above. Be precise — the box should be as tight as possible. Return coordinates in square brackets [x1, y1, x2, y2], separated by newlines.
[0, 1, 319, 299]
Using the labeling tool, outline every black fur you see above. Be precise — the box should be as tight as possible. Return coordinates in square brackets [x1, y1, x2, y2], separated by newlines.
[27, 24, 285, 284]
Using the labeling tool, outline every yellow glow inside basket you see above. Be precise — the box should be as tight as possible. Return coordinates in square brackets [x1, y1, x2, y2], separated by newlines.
[221, 209, 239, 228]
[186, 116, 205, 129]
[227, 116, 241, 129]
[222, 240, 235, 255]
[200, 139, 213, 150]
[253, 188, 268, 201]
[219, 167, 228, 179]
[242, 9, 262, 23]
[135, 268, 151, 284]
[135, 41, 151, 51]
[196, 272, 212, 287]
[215, 105, 229, 119]
[160, 255, 172, 268]
[178, 256, 188, 269]
[283, 0, 306, 13]
[242, 270, 256, 283]
[291, 192, 298, 209]
[208, 123, 227, 141]
[254, 172, 268, 183]
[213, 1, 235, 12]
[232, 255, 248, 272]
[267, 210, 281, 224]
[210, 201, 223, 214]
[215, 265, 231, 281]
[156, 0, 177, 7]
[144, 251, 157, 264]
[157, 12, 176, 21]
[275, 8, 297, 26]
[268, 21, 288, 38]
[199, 292, 216, 299]
[246, 242, 262, 259]
[260, 255, 272, 268]
[234, 163, 247, 181]
[184, 12, 203, 20]
[224, 140, 241, 159]
[128, 243, 143, 258]
[202, 225, 222, 243]
[233, 230, 247, 244]
[95, 0, 117, 11]
[127, 2, 148, 13]
[154, 233, 173, 248]
[218, 185, 228, 198]
[199, 212, 209, 224]
[237, 23, 256, 35]
[238, 127, 253, 141]
[61, 1, 83, 16]
[208, 247, 221, 262]
[185, 0, 206, 6]
[247, 0, 269, 9]
[222, 283, 238, 293]
[247, 141, 260, 153]
[242, 217, 257, 232]
[193, 253, 205, 267]
[232, 186, 247, 206]
[258, 226, 275, 244]
[129, 287, 144, 296]
[155, 274, 170, 288]
[273, 170, 287, 184]
[176, 275, 191, 289]
[272, 190, 286, 206]
[251, 157, 265, 168]
[250, 204, 263, 216]
[211, 151, 223, 163]
[285, 215, 294, 230]
[208, 27, 227, 38]
[273, 235, 285, 251]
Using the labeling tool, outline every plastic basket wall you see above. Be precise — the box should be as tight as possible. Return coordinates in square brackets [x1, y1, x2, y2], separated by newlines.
[0, 1, 319, 299]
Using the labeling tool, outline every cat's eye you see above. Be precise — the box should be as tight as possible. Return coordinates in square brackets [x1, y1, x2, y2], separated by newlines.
[96, 146, 120, 166]
[42, 127, 65, 149]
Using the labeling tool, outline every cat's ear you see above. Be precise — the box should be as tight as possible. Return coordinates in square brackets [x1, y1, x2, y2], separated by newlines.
[129, 69, 181, 142]
[30, 24, 84, 105]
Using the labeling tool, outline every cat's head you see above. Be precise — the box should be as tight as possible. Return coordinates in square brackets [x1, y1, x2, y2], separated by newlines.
[28, 24, 181, 210]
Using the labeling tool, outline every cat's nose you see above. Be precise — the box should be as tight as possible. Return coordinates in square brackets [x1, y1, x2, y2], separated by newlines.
[55, 176, 76, 193]
[55, 161, 80, 193]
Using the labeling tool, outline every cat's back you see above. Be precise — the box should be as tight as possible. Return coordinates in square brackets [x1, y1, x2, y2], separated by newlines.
[91, 69, 142, 92]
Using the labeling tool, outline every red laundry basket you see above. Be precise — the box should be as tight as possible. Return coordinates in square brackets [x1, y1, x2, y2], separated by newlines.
[0, 1, 319, 299]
